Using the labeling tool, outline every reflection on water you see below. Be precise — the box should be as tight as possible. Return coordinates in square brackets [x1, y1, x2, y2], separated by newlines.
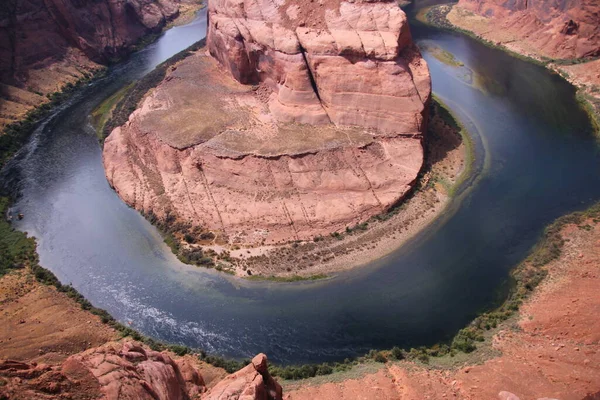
[2, 7, 600, 364]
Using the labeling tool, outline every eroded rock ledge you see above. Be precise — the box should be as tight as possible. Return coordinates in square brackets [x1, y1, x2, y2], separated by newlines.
[103, 0, 430, 245]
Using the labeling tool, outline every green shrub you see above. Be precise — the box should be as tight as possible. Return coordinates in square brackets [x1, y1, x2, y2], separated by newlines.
[391, 346, 404, 360]
[168, 344, 190, 356]
[373, 352, 387, 363]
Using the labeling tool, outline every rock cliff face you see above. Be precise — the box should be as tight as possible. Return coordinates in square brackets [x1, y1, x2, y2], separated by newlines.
[454, 0, 600, 59]
[207, 0, 429, 131]
[0, 0, 180, 128]
[0, 0, 179, 84]
[103, 0, 430, 245]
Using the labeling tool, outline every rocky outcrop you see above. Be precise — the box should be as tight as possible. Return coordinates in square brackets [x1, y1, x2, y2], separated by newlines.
[204, 354, 282, 400]
[453, 0, 600, 59]
[103, 0, 430, 245]
[0, 342, 282, 400]
[0, 341, 205, 399]
[62, 341, 205, 399]
[207, 0, 429, 131]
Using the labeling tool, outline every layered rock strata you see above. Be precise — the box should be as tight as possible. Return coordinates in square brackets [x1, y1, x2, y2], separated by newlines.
[103, 0, 430, 245]
[0, 0, 180, 127]
[452, 0, 600, 60]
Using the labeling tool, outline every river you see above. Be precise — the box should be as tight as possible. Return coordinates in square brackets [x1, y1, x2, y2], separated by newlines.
[2, 5, 599, 365]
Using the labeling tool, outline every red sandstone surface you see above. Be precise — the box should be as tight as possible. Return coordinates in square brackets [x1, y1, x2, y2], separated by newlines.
[449, 0, 600, 60]
[0, 0, 181, 128]
[0, 340, 281, 400]
[103, 0, 431, 246]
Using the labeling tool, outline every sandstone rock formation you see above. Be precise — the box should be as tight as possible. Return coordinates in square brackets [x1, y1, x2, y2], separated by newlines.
[0, 341, 205, 399]
[452, 0, 600, 60]
[0, 341, 283, 400]
[64, 341, 205, 399]
[207, 0, 430, 131]
[0, 0, 180, 127]
[204, 354, 282, 400]
[103, 0, 430, 245]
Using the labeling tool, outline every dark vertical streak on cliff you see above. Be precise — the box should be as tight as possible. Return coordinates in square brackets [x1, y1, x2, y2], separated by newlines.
[106, 3, 117, 58]
[298, 44, 322, 103]
[298, 43, 333, 124]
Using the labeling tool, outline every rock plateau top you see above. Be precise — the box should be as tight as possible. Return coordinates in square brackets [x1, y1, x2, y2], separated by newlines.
[103, 0, 431, 245]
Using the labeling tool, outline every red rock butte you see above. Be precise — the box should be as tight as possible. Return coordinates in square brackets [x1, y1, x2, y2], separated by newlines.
[103, 0, 431, 245]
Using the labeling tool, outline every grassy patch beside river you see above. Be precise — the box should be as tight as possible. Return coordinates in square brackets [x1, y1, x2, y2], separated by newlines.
[430, 95, 475, 198]
[419, 42, 464, 67]
[0, 197, 36, 276]
[91, 83, 134, 141]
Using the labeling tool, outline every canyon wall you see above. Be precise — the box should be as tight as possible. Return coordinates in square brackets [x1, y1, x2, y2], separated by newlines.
[0, 0, 180, 127]
[454, 0, 600, 59]
[103, 0, 431, 246]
